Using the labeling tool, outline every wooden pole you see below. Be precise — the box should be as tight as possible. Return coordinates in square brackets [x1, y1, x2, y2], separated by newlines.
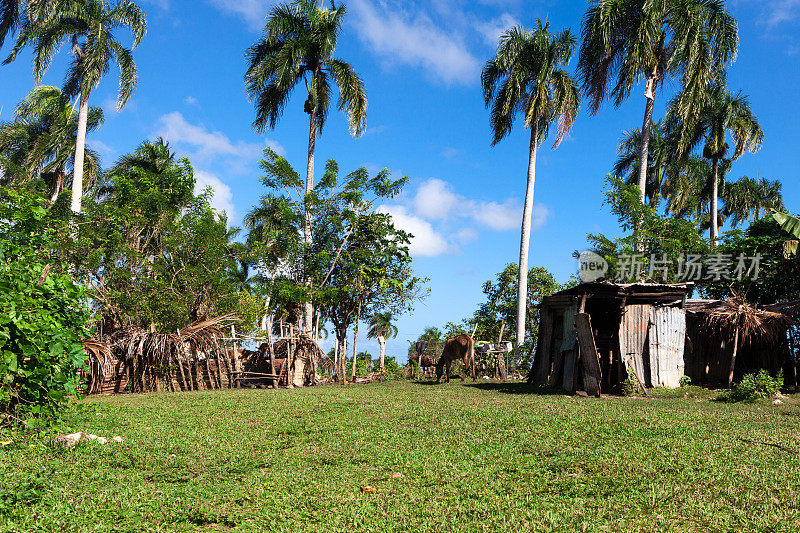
[214, 351, 224, 389]
[287, 324, 295, 388]
[192, 345, 203, 391]
[351, 300, 362, 381]
[728, 321, 741, 389]
[231, 325, 242, 389]
[175, 331, 188, 391]
[497, 323, 508, 380]
[267, 318, 278, 389]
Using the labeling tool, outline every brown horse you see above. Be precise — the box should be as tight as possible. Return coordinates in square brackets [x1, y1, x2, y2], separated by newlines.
[436, 334, 476, 383]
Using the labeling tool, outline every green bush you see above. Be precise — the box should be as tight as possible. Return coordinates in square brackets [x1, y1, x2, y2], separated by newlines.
[722, 370, 783, 403]
[620, 377, 637, 396]
[679, 375, 692, 387]
[0, 189, 90, 426]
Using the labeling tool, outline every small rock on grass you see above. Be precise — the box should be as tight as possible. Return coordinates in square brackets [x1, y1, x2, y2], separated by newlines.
[361, 486, 375, 493]
[390, 472, 404, 479]
[54, 432, 123, 447]
[773, 399, 784, 405]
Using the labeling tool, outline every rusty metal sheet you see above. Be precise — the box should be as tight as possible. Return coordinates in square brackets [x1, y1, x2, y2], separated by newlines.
[576, 313, 602, 397]
[649, 307, 687, 388]
[619, 305, 652, 387]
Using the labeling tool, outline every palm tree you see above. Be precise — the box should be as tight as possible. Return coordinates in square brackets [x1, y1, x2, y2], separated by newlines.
[723, 176, 783, 227]
[99, 138, 194, 253]
[0, 0, 22, 49]
[244, 0, 367, 333]
[482, 21, 580, 356]
[367, 312, 398, 373]
[4, 0, 146, 213]
[613, 120, 671, 207]
[578, 0, 738, 208]
[0, 85, 102, 200]
[667, 81, 763, 244]
[0, 0, 55, 49]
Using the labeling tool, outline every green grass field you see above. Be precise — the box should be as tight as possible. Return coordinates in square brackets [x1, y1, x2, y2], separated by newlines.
[2, 381, 800, 532]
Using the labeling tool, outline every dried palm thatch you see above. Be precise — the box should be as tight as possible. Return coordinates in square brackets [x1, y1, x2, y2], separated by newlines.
[86, 315, 239, 393]
[694, 293, 795, 387]
[700, 294, 794, 343]
[82, 339, 113, 394]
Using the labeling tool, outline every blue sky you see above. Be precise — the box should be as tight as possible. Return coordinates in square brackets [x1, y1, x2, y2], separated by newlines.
[1, 0, 798, 360]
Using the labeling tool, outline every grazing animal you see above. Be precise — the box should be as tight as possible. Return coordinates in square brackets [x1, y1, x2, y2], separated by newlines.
[436, 334, 476, 383]
[419, 354, 436, 373]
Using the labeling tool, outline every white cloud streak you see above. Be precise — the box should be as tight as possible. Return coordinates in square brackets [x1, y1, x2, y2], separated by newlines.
[475, 12, 520, 47]
[156, 111, 283, 163]
[206, 0, 270, 30]
[377, 205, 455, 257]
[349, 0, 481, 84]
[195, 170, 236, 219]
[411, 178, 549, 232]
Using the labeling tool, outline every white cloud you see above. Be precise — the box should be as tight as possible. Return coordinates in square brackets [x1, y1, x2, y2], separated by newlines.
[410, 177, 550, 233]
[141, 0, 169, 9]
[184, 96, 198, 105]
[475, 13, 520, 47]
[531, 203, 552, 231]
[207, 0, 269, 30]
[349, 0, 481, 84]
[762, 0, 800, 26]
[87, 140, 115, 158]
[454, 227, 478, 243]
[194, 170, 235, 219]
[414, 178, 459, 220]
[469, 198, 520, 230]
[377, 205, 455, 257]
[156, 111, 283, 163]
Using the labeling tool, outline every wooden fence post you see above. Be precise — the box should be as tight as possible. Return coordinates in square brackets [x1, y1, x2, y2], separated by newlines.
[267, 319, 278, 389]
[231, 325, 242, 389]
[497, 323, 508, 380]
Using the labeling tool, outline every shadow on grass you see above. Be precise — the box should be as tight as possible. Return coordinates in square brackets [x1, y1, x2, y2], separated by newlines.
[464, 382, 569, 396]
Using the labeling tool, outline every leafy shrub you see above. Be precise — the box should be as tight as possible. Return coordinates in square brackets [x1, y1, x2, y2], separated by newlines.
[679, 375, 692, 387]
[0, 189, 90, 426]
[620, 377, 637, 396]
[722, 370, 783, 403]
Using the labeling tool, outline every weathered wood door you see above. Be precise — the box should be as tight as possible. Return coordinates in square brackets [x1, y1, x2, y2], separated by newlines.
[575, 313, 602, 397]
[619, 305, 652, 387]
[560, 306, 578, 393]
[648, 307, 686, 388]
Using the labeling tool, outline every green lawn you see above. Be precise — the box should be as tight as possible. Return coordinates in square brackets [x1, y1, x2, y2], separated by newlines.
[2, 381, 800, 532]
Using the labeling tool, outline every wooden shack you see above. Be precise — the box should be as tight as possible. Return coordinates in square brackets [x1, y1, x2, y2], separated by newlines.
[528, 282, 692, 395]
[529, 283, 800, 395]
[684, 298, 798, 387]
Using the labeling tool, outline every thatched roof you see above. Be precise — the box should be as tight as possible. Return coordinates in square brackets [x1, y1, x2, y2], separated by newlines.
[82, 315, 239, 392]
[686, 295, 794, 344]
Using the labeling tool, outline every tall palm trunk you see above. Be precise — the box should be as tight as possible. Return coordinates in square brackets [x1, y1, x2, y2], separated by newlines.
[304, 105, 317, 334]
[516, 125, 538, 355]
[710, 157, 719, 246]
[637, 70, 658, 202]
[49, 169, 64, 203]
[378, 334, 386, 372]
[634, 73, 657, 252]
[71, 92, 89, 213]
